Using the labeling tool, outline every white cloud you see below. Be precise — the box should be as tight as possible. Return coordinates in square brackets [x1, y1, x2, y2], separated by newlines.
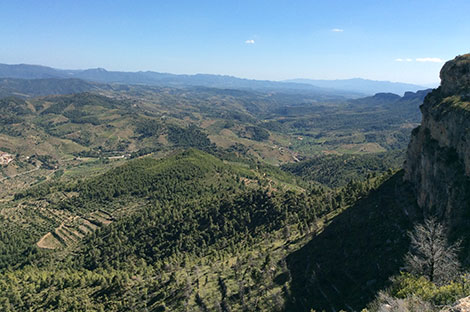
[331, 28, 344, 32]
[245, 39, 255, 44]
[416, 57, 444, 63]
[395, 57, 443, 63]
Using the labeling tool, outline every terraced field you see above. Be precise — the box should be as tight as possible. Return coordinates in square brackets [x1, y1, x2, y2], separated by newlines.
[36, 209, 114, 249]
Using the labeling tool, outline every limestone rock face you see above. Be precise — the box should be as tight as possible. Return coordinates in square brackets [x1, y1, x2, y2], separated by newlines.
[404, 54, 470, 226]
[441, 54, 470, 96]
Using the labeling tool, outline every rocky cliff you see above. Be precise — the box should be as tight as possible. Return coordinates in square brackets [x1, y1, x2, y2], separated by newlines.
[404, 54, 470, 227]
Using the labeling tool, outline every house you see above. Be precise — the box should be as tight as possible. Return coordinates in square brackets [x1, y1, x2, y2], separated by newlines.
[0, 152, 14, 166]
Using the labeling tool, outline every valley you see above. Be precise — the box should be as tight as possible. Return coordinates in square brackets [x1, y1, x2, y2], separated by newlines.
[1, 54, 470, 312]
[0, 73, 419, 311]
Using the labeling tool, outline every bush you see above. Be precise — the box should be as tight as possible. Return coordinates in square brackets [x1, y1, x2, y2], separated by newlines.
[389, 273, 470, 306]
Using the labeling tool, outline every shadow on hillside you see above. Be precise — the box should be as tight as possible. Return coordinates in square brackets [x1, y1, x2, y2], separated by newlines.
[285, 171, 421, 312]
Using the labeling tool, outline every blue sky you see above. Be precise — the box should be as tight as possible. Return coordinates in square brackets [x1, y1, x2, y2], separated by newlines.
[1, 0, 469, 85]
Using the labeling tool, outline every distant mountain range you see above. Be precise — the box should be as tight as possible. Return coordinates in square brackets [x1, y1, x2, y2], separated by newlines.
[0, 78, 105, 98]
[285, 78, 427, 96]
[0, 63, 429, 98]
[0, 63, 362, 99]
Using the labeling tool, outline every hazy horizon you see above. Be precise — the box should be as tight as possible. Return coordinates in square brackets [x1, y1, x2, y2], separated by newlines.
[0, 62, 439, 88]
[2, 0, 469, 85]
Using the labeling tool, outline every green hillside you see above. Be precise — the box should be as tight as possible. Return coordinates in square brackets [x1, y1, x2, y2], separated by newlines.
[282, 150, 405, 187]
[0, 146, 395, 311]
[0, 79, 436, 311]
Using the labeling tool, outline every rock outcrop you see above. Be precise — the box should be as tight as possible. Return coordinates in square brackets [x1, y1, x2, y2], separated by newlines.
[404, 54, 470, 227]
[441, 296, 470, 312]
[441, 55, 470, 97]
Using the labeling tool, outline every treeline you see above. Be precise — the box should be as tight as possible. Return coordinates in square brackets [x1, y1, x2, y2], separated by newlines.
[282, 150, 405, 187]
[58, 150, 225, 213]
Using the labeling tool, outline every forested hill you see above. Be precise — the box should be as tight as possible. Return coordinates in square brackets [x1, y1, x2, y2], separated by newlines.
[282, 150, 405, 188]
[0, 146, 395, 311]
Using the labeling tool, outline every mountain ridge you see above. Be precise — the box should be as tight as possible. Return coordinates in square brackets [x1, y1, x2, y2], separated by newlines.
[0, 63, 362, 98]
[0, 63, 424, 98]
[286, 78, 427, 96]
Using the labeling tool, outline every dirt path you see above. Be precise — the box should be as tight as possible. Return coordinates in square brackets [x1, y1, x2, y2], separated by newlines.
[0, 166, 40, 182]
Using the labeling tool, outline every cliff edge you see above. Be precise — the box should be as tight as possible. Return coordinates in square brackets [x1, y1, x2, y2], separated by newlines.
[404, 54, 470, 227]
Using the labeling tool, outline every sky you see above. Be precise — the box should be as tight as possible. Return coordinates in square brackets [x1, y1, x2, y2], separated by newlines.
[1, 0, 469, 85]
